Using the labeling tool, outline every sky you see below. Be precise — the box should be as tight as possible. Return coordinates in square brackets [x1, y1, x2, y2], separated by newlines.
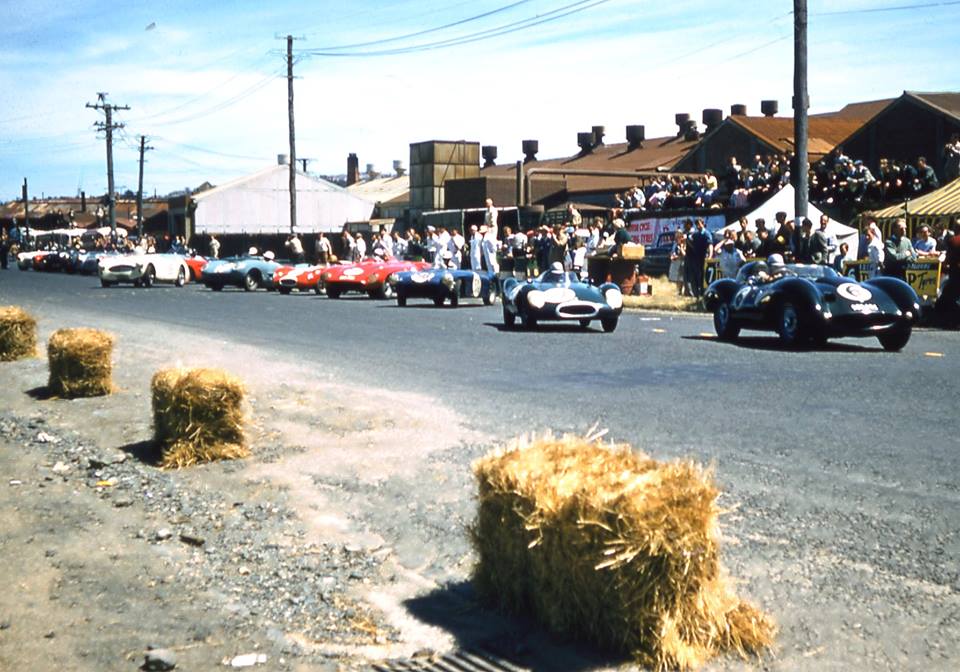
[1, 0, 958, 200]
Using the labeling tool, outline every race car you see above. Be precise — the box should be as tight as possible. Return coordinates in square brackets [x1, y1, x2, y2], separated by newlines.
[98, 252, 191, 288]
[320, 258, 430, 299]
[502, 262, 623, 331]
[703, 260, 921, 350]
[388, 267, 498, 307]
[183, 254, 209, 281]
[17, 250, 56, 271]
[201, 250, 283, 291]
[273, 264, 324, 294]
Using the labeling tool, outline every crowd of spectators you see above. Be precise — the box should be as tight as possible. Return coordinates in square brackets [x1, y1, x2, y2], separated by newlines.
[810, 147, 943, 208]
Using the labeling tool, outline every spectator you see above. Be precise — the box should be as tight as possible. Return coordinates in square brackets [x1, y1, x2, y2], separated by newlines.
[668, 230, 687, 295]
[286, 233, 305, 263]
[795, 218, 814, 263]
[718, 239, 746, 279]
[317, 232, 333, 264]
[833, 242, 850, 273]
[686, 218, 712, 298]
[208, 234, 221, 259]
[915, 156, 939, 193]
[483, 198, 500, 275]
[945, 134, 960, 182]
[565, 204, 582, 228]
[913, 225, 938, 256]
[883, 218, 915, 279]
[865, 222, 885, 278]
[809, 214, 834, 265]
[933, 225, 960, 325]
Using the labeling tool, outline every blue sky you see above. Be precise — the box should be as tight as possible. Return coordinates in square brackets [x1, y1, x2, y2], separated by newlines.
[1, 0, 958, 199]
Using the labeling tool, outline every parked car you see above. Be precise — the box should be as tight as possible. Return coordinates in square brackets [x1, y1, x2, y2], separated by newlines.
[703, 260, 920, 350]
[502, 262, 623, 331]
[638, 230, 675, 277]
[201, 251, 283, 291]
[99, 252, 191, 288]
[320, 258, 430, 299]
[388, 267, 498, 307]
[273, 264, 324, 294]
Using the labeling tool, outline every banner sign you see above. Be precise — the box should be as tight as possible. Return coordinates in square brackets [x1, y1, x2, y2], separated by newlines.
[842, 259, 871, 282]
[905, 259, 942, 304]
[626, 214, 725, 247]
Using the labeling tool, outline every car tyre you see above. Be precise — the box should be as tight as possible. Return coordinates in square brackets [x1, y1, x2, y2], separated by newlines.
[279, 286, 292, 295]
[175, 266, 186, 287]
[878, 324, 911, 352]
[100, 278, 113, 288]
[314, 280, 325, 295]
[579, 318, 591, 329]
[520, 311, 537, 330]
[210, 283, 223, 292]
[327, 286, 341, 299]
[777, 301, 804, 347]
[433, 296, 445, 307]
[243, 272, 259, 292]
[381, 283, 395, 300]
[502, 304, 516, 328]
[713, 302, 740, 341]
[449, 292, 459, 308]
[601, 315, 618, 333]
[483, 283, 497, 305]
[141, 266, 155, 288]
[397, 291, 407, 307]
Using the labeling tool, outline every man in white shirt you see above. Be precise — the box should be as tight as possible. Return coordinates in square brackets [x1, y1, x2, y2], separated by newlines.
[482, 198, 500, 274]
[468, 225, 483, 271]
[354, 233, 367, 261]
[449, 228, 465, 269]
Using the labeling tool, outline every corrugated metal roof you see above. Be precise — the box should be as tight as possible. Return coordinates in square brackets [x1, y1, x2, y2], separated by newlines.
[479, 134, 700, 193]
[817, 98, 893, 121]
[866, 177, 960, 219]
[347, 175, 410, 204]
[726, 115, 866, 160]
[908, 91, 960, 121]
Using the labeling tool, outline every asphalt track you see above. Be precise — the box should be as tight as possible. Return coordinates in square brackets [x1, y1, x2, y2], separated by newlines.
[2, 269, 959, 670]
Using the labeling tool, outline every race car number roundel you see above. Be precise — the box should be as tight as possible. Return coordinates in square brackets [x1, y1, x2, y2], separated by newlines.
[837, 283, 873, 302]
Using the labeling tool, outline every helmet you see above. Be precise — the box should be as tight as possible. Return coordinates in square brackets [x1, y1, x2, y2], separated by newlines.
[248, 246, 259, 256]
[263, 250, 275, 261]
[767, 253, 785, 272]
[550, 261, 564, 273]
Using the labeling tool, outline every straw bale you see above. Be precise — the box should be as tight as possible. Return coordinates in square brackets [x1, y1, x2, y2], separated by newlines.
[471, 434, 774, 670]
[0, 306, 37, 361]
[47, 328, 114, 397]
[151, 367, 248, 469]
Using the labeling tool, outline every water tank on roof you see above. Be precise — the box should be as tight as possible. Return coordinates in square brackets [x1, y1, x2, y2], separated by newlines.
[761, 100, 779, 117]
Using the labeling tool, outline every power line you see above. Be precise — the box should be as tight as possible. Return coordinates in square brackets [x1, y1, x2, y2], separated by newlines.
[812, 0, 960, 16]
[299, 0, 611, 57]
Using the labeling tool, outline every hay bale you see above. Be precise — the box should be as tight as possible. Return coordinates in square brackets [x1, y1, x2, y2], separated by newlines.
[151, 367, 248, 469]
[471, 435, 774, 670]
[47, 328, 114, 397]
[0, 306, 37, 361]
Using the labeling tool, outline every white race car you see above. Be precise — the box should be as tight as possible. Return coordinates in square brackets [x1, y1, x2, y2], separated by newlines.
[98, 252, 190, 288]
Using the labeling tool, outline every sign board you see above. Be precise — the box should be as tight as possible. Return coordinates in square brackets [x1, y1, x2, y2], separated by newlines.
[842, 259, 871, 282]
[905, 259, 942, 304]
[704, 258, 722, 287]
[625, 215, 726, 247]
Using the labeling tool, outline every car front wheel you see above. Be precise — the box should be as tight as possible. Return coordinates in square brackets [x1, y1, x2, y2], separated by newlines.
[878, 324, 911, 352]
[483, 283, 497, 305]
[520, 311, 537, 330]
[175, 267, 186, 287]
[713, 303, 740, 341]
[601, 315, 618, 333]
[141, 266, 155, 288]
[777, 301, 804, 347]
[243, 272, 259, 291]
[502, 304, 516, 327]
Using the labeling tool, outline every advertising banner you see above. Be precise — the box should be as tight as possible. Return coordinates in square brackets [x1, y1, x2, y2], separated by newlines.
[905, 259, 942, 304]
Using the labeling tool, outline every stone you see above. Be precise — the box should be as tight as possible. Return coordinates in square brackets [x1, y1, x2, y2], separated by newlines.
[228, 652, 267, 667]
[155, 528, 173, 541]
[179, 532, 205, 547]
[51, 461, 70, 474]
[142, 647, 177, 670]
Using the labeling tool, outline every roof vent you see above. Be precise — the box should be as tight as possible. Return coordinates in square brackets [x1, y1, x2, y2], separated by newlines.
[702, 108, 723, 132]
[682, 119, 699, 141]
[761, 100, 779, 117]
[674, 113, 690, 137]
[591, 125, 605, 147]
[277, 154, 290, 166]
[392, 159, 406, 177]
[626, 125, 645, 150]
[731, 104, 748, 116]
[521, 139, 539, 163]
[481, 145, 498, 167]
[577, 132, 594, 153]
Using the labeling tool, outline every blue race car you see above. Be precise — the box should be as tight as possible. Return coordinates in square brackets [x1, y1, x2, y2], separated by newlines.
[502, 262, 623, 331]
[704, 260, 920, 350]
[388, 267, 499, 307]
[201, 250, 283, 291]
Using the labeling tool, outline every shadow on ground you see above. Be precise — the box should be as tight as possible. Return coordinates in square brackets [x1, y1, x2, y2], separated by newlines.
[403, 581, 628, 672]
[25, 386, 56, 401]
[483, 322, 605, 334]
[682, 334, 884, 353]
[118, 439, 163, 466]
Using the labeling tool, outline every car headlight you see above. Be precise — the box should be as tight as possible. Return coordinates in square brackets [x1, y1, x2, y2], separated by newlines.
[441, 273, 455, 289]
[387, 273, 399, 285]
[605, 288, 623, 310]
[527, 290, 546, 309]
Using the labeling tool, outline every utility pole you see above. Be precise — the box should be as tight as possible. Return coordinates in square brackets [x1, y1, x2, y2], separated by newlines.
[793, 0, 809, 222]
[286, 35, 297, 234]
[86, 93, 129, 238]
[22, 178, 29, 244]
[136, 135, 154, 240]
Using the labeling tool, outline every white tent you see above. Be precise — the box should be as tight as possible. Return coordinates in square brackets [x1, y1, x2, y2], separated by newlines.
[720, 185, 859, 260]
[192, 165, 376, 235]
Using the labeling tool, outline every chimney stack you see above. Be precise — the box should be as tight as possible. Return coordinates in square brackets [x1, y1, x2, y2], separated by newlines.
[521, 139, 539, 163]
[347, 153, 360, 185]
[682, 119, 699, 141]
[481, 145, 498, 167]
[392, 159, 406, 177]
[702, 108, 723, 133]
[731, 104, 748, 116]
[761, 100, 779, 117]
[626, 125, 645, 150]
[591, 125, 605, 147]
[674, 113, 690, 137]
[577, 131, 594, 153]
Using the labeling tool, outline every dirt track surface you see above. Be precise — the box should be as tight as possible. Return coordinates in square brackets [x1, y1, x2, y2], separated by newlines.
[1, 274, 959, 671]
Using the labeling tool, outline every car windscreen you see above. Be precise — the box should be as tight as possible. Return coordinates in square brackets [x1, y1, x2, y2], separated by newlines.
[538, 271, 579, 284]
[786, 264, 839, 280]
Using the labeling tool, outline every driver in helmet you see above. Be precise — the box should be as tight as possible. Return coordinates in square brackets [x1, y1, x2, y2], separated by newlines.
[543, 261, 568, 284]
[756, 253, 791, 283]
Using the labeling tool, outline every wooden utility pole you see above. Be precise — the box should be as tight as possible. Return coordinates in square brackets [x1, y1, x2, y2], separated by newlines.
[22, 178, 29, 243]
[136, 135, 154, 240]
[793, 0, 809, 222]
[86, 93, 129, 238]
[286, 35, 297, 233]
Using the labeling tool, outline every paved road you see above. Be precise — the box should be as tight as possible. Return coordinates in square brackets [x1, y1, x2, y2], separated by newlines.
[2, 269, 958, 670]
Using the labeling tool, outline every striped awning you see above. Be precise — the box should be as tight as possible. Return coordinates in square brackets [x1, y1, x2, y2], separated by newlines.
[866, 177, 960, 220]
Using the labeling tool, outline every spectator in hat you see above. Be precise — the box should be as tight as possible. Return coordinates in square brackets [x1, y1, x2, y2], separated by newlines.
[718, 238, 746, 279]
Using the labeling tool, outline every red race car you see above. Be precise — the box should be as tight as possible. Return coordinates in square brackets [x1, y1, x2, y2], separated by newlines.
[184, 254, 209, 281]
[273, 264, 326, 295]
[321, 258, 430, 299]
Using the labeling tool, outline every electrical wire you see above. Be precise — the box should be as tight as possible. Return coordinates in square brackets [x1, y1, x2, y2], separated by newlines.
[812, 1, 960, 16]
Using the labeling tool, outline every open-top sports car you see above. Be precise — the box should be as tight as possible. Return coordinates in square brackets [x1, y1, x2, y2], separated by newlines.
[183, 254, 208, 281]
[704, 261, 921, 350]
[388, 267, 498, 307]
[502, 262, 623, 331]
[320, 258, 430, 299]
[273, 264, 323, 294]
[201, 251, 283, 291]
[99, 252, 191, 288]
